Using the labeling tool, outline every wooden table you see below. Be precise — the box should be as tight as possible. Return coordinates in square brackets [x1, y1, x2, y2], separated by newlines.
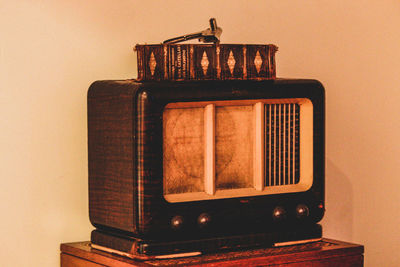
[60, 238, 363, 266]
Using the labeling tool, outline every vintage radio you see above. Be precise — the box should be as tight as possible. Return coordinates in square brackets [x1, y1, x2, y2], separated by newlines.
[88, 19, 325, 259]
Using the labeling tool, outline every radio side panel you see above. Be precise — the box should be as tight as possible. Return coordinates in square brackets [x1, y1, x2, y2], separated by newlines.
[88, 80, 139, 234]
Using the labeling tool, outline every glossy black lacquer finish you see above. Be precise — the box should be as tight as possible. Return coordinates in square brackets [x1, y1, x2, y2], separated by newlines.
[88, 79, 325, 241]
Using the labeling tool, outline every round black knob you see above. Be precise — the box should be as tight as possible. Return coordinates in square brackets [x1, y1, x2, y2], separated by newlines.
[197, 213, 211, 228]
[171, 215, 184, 230]
[272, 206, 286, 221]
[296, 204, 310, 219]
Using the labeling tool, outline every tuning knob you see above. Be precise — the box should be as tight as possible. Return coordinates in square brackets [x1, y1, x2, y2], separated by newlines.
[296, 204, 310, 219]
[272, 206, 287, 221]
[197, 213, 211, 228]
[171, 215, 184, 230]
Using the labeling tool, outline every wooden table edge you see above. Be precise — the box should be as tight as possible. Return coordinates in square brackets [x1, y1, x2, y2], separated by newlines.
[60, 238, 364, 267]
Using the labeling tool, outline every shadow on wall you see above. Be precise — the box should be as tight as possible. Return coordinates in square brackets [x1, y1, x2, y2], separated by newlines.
[322, 159, 353, 240]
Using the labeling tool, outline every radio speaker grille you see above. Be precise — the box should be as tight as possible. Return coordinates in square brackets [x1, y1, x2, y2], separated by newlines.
[265, 104, 300, 187]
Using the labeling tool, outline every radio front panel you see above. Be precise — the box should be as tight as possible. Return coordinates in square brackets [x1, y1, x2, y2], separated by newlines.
[163, 99, 313, 202]
[88, 79, 325, 237]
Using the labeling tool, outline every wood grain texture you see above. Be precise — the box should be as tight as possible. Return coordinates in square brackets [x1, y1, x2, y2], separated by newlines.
[61, 239, 364, 267]
[61, 253, 103, 267]
[90, 225, 322, 257]
[88, 79, 325, 239]
[61, 242, 148, 267]
[135, 44, 278, 81]
[88, 80, 138, 233]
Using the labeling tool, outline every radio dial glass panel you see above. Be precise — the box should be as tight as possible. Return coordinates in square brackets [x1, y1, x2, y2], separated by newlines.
[163, 98, 313, 202]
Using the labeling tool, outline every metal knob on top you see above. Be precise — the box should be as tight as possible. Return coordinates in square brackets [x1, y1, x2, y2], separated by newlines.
[163, 18, 222, 44]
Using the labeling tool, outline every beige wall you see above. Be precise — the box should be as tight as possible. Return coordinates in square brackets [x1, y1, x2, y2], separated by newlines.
[1, 1, 399, 266]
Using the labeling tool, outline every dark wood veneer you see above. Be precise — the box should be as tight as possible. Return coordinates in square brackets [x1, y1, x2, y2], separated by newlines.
[88, 80, 137, 233]
[88, 79, 325, 240]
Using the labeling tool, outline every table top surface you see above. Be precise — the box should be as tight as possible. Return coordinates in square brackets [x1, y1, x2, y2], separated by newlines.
[60, 238, 364, 266]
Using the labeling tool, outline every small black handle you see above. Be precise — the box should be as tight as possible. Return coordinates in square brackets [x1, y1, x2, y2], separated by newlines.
[163, 18, 222, 44]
